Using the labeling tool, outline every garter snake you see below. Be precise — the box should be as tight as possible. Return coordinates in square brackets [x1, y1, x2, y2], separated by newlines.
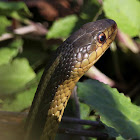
[25, 19, 117, 140]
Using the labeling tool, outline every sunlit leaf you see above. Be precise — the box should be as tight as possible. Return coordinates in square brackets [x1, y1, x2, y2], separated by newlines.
[47, 15, 78, 39]
[0, 39, 23, 66]
[0, 16, 11, 35]
[0, 58, 36, 95]
[103, 0, 140, 37]
[80, 102, 90, 120]
[77, 79, 140, 139]
[116, 136, 125, 140]
[2, 86, 36, 111]
[0, 2, 31, 21]
[1, 69, 42, 111]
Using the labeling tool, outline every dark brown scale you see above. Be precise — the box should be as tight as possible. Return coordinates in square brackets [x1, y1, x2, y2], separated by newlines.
[66, 28, 86, 44]
[74, 47, 80, 54]
[82, 48, 87, 54]
[73, 33, 93, 48]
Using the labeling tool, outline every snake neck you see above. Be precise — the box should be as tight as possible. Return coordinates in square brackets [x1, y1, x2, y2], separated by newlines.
[40, 76, 79, 140]
[25, 51, 83, 140]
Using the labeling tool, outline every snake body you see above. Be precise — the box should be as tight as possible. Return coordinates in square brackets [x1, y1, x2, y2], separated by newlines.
[25, 19, 117, 140]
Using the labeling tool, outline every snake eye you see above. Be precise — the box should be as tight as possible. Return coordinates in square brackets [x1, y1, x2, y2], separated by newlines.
[97, 32, 106, 43]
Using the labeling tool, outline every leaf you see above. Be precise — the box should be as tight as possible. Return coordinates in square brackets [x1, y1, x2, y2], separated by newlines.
[116, 136, 125, 140]
[47, 15, 78, 39]
[0, 39, 23, 66]
[77, 79, 140, 139]
[103, 0, 140, 37]
[1, 69, 42, 111]
[0, 16, 11, 35]
[80, 103, 90, 120]
[0, 58, 36, 95]
[0, 2, 31, 20]
[80, 0, 101, 21]
[2, 86, 36, 112]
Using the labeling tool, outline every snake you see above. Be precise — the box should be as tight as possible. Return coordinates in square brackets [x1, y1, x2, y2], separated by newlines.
[25, 19, 117, 140]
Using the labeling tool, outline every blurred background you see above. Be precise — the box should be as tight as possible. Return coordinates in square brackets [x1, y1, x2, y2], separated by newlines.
[0, 0, 140, 140]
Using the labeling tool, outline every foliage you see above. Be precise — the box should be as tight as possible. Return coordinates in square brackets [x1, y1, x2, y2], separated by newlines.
[0, 39, 22, 65]
[0, 1, 31, 20]
[0, 58, 36, 95]
[103, 0, 140, 37]
[78, 80, 140, 139]
[0, 0, 140, 140]
[47, 15, 78, 39]
[0, 2, 35, 111]
[0, 16, 11, 36]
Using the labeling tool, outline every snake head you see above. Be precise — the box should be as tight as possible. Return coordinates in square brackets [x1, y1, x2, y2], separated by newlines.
[65, 19, 117, 76]
[55, 19, 117, 79]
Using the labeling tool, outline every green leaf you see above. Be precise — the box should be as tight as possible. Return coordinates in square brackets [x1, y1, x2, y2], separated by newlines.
[80, 103, 90, 120]
[0, 16, 11, 35]
[77, 79, 140, 139]
[80, 0, 101, 21]
[0, 39, 23, 66]
[103, 0, 140, 37]
[0, 2, 31, 20]
[1, 69, 42, 111]
[0, 58, 36, 95]
[2, 86, 36, 112]
[47, 15, 78, 39]
[116, 136, 125, 140]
